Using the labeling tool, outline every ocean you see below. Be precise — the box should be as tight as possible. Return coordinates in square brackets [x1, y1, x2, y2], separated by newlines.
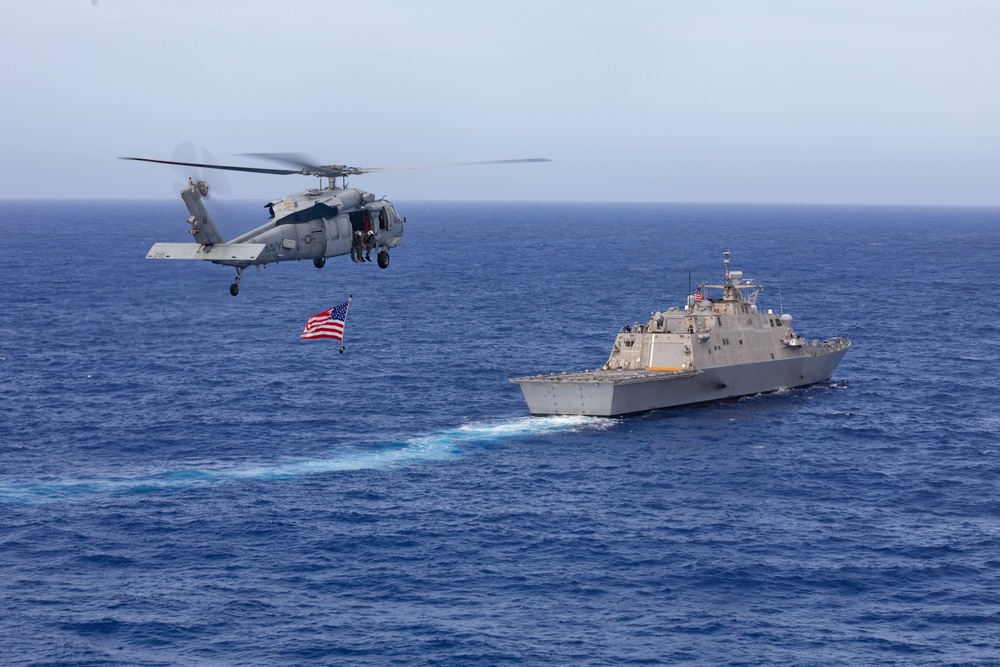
[2, 199, 999, 665]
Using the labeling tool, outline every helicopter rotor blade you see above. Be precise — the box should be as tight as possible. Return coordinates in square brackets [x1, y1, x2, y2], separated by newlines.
[241, 154, 552, 177]
[120, 156, 303, 176]
[358, 158, 553, 173]
[241, 153, 363, 178]
[124, 154, 553, 181]
[240, 153, 319, 170]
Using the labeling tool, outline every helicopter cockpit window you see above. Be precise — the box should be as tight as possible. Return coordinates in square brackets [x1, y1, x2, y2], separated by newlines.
[378, 208, 388, 231]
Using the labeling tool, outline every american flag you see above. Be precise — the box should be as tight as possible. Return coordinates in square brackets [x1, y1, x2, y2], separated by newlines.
[301, 300, 350, 341]
[694, 288, 704, 302]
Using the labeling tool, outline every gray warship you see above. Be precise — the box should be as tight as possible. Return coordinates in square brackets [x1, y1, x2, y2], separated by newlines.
[510, 252, 850, 416]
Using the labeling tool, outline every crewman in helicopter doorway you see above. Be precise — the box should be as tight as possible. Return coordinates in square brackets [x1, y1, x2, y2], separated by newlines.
[351, 230, 364, 263]
[363, 230, 377, 262]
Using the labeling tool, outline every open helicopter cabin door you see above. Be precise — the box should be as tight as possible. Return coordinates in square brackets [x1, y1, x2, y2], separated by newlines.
[348, 210, 372, 235]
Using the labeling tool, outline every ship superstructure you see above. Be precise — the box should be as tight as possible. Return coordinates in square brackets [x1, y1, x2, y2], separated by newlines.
[510, 252, 850, 416]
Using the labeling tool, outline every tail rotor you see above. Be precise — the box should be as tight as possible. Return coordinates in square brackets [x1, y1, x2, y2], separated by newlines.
[170, 143, 233, 231]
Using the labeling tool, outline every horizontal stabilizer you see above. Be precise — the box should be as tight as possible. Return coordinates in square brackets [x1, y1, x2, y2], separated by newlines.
[147, 242, 265, 262]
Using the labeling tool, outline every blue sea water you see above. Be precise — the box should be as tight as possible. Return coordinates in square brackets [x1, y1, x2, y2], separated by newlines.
[2, 199, 1000, 665]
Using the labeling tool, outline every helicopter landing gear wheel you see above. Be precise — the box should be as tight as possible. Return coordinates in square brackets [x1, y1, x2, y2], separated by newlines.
[313, 258, 325, 269]
[377, 250, 390, 269]
[230, 267, 244, 297]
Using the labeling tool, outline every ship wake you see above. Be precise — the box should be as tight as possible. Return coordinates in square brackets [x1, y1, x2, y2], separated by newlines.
[0, 416, 611, 503]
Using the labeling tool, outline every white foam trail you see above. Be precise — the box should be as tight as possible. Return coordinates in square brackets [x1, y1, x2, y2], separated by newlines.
[0, 416, 611, 503]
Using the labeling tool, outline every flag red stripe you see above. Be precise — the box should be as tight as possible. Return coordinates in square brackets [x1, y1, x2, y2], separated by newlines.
[302, 324, 344, 339]
[301, 333, 343, 341]
[303, 324, 344, 334]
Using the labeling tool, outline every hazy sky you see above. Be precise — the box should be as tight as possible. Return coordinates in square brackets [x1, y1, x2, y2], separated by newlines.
[2, 0, 998, 204]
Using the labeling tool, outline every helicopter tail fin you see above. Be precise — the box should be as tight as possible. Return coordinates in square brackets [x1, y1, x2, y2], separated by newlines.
[180, 179, 226, 245]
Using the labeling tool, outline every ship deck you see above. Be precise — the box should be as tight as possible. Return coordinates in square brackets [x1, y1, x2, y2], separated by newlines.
[510, 368, 701, 386]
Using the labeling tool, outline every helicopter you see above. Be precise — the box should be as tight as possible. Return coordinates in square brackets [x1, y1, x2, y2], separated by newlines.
[122, 153, 551, 296]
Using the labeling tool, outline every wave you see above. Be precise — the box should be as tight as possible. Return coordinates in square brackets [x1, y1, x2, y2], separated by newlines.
[0, 416, 610, 504]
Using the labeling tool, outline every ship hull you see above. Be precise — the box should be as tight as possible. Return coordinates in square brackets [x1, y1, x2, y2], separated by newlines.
[512, 345, 848, 417]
